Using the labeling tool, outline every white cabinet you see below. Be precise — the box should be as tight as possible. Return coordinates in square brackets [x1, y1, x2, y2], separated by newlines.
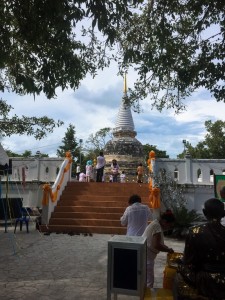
[107, 235, 147, 300]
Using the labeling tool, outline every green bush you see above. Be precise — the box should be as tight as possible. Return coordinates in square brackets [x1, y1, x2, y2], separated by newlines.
[153, 171, 205, 238]
[172, 205, 204, 238]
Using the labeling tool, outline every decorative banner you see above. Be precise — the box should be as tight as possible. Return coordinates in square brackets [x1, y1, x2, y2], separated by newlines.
[22, 167, 26, 188]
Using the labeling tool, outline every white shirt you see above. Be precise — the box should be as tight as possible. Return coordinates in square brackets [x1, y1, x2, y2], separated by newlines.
[142, 219, 164, 254]
[96, 155, 106, 169]
[120, 202, 152, 236]
[120, 173, 126, 183]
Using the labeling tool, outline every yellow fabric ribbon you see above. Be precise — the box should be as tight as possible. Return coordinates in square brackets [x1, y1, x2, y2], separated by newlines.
[148, 151, 161, 209]
[42, 153, 72, 206]
[149, 187, 161, 209]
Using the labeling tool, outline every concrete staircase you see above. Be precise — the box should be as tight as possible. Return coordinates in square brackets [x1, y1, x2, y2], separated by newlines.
[42, 182, 150, 235]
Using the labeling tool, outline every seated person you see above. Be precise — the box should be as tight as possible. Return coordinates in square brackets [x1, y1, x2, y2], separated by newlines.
[177, 198, 225, 299]
[79, 172, 86, 182]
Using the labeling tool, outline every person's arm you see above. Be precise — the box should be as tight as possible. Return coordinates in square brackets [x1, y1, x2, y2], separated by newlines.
[120, 208, 128, 226]
[152, 232, 174, 253]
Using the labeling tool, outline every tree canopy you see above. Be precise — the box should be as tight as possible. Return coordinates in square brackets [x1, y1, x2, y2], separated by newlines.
[0, 0, 140, 139]
[0, 99, 63, 139]
[143, 144, 169, 161]
[117, 0, 225, 112]
[57, 124, 79, 158]
[177, 120, 225, 159]
[1, 0, 140, 99]
[85, 127, 112, 153]
[5, 149, 48, 157]
[1, 0, 225, 142]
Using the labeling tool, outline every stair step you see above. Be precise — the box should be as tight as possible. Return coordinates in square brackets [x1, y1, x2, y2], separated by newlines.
[58, 201, 128, 207]
[49, 218, 122, 226]
[40, 224, 126, 235]
[60, 195, 149, 201]
[65, 182, 149, 194]
[54, 206, 125, 213]
[51, 212, 122, 219]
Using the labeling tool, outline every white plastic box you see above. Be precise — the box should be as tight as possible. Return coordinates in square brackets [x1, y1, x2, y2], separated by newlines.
[107, 235, 147, 300]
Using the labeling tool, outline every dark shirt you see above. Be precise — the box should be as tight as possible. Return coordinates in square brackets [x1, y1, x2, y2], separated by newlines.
[180, 222, 225, 299]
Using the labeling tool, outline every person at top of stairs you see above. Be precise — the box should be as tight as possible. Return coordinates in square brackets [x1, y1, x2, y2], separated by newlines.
[96, 151, 106, 182]
[79, 172, 86, 182]
[86, 160, 93, 182]
[120, 170, 126, 183]
[120, 194, 153, 236]
[111, 159, 120, 182]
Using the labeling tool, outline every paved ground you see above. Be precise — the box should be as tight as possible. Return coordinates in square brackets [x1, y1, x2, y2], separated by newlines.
[0, 221, 184, 300]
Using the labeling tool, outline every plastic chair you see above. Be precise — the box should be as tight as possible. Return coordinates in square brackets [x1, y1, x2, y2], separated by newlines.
[14, 207, 31, 233]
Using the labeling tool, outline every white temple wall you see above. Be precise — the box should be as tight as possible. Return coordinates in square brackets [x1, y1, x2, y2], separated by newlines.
[183, 185, 214, 215]
[0, 182, 43, 208]
[156, 157, 225, 185]
[155, 156, 224, 216]
[0, 157, 64, 208]
[8, 157, 64, 182]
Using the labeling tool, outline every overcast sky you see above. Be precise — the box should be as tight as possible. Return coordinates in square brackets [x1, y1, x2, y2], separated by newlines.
[1, 62, 225, 158]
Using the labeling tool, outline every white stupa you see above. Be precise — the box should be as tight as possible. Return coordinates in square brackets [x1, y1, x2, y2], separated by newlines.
[104, 75, 144, 177]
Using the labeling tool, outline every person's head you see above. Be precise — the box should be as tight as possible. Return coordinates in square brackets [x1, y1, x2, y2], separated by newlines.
[128, 194, 141, 205]
[203, 198, 225, 221]
[99, 151, 103, 156]
[220, 186, 225, 200]
[159, 209, 176, 231]
[86, 160, 92, 166]
[112, 159, 117, 165]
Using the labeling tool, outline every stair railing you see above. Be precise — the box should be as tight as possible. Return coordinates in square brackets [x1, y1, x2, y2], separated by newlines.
[41, 152, 72, 226]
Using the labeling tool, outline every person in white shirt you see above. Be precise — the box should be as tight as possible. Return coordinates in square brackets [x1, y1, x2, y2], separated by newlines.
[120, 194, 153, 236]
[142, 210, 175, 288]
[120, 171, 126, 183]
[76, 164, 80, 181]
[96, 151, 106, 182]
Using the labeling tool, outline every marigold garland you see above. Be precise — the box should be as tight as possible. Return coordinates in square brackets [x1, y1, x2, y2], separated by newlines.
[148, 150, 161, 209]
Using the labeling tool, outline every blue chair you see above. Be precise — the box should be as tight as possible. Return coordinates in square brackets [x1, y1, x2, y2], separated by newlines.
[14, 207, 31, 233]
